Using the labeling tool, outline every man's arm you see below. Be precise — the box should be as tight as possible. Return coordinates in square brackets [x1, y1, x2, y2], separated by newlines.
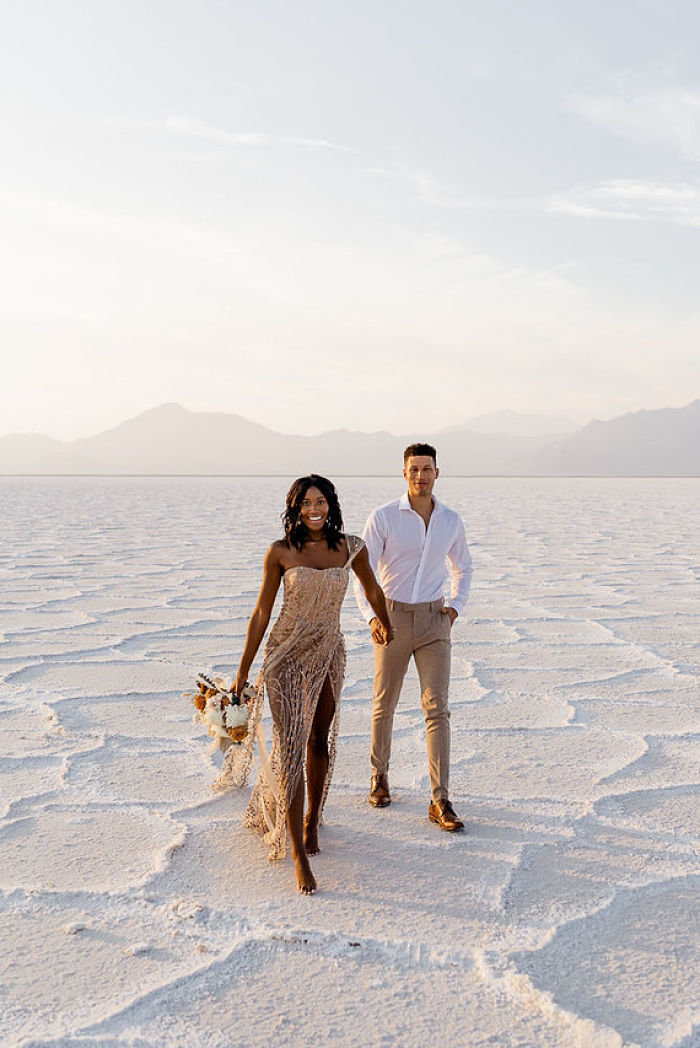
[444, 516, 473, 620]
[353, 509, 386, 624]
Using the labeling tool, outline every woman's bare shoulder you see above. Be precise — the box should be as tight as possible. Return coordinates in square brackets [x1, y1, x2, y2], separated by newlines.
[265, 539, 288, 563]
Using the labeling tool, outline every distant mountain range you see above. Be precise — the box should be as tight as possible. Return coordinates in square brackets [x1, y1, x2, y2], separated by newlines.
[0, 400, 698, 476]
[443, 410, 581, 436]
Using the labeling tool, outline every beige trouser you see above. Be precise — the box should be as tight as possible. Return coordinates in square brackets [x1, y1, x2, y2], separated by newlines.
[371, 598, 452, 802]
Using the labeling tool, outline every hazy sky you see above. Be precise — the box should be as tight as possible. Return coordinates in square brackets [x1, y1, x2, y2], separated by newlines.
[2, 1, 699, 439]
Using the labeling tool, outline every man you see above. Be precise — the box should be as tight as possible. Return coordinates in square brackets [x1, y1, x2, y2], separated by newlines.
[354, 442, 472, 831]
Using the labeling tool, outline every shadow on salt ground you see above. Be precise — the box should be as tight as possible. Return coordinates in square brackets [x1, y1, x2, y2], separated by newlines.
[146, 791, 516, 951]
[511, 877, 699, 1048]
[150, 786, 690, 970]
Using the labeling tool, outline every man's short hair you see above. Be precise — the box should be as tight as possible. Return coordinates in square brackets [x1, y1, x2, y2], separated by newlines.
[403, 442, 437, 465]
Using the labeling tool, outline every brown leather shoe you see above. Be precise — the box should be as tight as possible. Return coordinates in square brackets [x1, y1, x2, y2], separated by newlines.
[428, 798, 464, 832]
[369, 774, 391, 807]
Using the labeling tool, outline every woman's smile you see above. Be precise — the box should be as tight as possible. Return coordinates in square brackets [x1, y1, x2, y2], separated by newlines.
[300, 487, 329, 533]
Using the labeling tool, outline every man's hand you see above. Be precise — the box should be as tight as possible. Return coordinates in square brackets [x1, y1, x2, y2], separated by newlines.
[441, 606, 458, 626]
[370, 617, 394, 645]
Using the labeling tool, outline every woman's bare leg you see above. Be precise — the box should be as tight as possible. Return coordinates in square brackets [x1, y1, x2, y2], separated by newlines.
[287, 772, 316, 894]
[267, 675, 316, 894]
[304, 675, 336, 856]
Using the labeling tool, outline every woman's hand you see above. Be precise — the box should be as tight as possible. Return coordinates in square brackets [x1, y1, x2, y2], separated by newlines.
[233, 670, 248, 700]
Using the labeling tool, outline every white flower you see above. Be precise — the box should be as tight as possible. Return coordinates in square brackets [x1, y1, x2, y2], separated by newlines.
[205, 698, 225, 727]
[224, 704, 249, 728]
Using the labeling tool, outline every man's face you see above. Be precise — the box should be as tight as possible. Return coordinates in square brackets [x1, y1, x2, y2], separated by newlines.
[404, 455, 439, 499]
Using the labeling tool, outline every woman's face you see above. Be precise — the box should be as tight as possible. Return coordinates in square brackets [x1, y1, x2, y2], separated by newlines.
[299, 486, 329, 536]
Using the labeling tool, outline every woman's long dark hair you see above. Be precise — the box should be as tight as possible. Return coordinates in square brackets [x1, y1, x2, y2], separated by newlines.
[283, 474, 344, 551]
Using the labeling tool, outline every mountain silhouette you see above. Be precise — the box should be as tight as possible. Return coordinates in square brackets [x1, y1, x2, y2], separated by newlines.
[0, 400, 697, 475]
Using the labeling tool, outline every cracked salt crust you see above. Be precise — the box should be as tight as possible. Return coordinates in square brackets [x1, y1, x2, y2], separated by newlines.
[0, 475, 697, 1048]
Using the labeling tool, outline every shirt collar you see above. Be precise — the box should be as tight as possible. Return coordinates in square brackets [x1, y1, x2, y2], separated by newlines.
[399, 492, 442, 512]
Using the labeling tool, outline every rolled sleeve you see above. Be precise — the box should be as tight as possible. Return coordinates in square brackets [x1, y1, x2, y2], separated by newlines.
[354, 509, 385, 624]
[445, 517, 473, 617]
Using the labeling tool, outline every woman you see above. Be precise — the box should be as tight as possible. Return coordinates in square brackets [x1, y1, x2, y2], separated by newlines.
[221, 474, 392, 894]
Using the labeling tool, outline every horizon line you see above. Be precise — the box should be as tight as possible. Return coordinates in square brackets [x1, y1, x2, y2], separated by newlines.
[2, 473, 698, 480]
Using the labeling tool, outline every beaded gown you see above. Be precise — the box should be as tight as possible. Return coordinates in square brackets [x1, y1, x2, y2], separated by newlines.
[217, 535, 365, 860]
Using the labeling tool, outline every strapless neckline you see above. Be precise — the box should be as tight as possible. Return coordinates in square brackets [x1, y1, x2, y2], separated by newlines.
[284, 563, 349, 575]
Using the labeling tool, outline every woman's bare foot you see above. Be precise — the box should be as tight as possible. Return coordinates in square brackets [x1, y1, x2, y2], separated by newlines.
[303, 815, 320, 856]
[294, 853, 317, 894]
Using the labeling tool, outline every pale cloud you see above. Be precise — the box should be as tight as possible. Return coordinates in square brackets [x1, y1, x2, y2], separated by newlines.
[163, 116, 268, 146]
[163, 115, 354, 153]
[101, 114, 354, 153]
[572, 74, 700, 159]
[548, 179, 700, 228]
[280, 135, 354, 153]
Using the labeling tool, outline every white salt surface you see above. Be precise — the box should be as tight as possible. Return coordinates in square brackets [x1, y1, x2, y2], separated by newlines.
[1, 476, 698, 1048]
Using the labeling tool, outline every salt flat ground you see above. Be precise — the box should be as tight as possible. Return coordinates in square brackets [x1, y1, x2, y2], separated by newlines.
[0, 476, 698, 1048]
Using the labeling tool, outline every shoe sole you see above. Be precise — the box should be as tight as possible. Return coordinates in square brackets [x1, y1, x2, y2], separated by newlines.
[369, 797, 391, 808]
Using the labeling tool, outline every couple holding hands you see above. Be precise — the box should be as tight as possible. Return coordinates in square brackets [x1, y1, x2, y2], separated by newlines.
[222, 442, 473, 893]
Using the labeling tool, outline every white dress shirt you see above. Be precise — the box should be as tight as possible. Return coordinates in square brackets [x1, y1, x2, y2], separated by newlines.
[354, 493, 473, 624]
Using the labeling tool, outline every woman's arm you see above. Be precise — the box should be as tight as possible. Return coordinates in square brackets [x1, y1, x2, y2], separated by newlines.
[351, 547, 394, 644]
[234, 544, 283, 695]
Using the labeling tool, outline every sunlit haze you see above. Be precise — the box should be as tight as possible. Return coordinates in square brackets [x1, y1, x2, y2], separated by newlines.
[2, 2, 699, 440]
